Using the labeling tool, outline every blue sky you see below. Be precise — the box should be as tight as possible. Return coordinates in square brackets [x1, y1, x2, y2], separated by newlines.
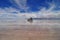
[0, 0, 60, 18]
[0, 0, 60, 12]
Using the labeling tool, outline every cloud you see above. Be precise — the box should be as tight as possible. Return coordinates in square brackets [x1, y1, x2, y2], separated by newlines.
[0, 7, 19, 17]
[0, 2, 60, 19]
[36, 3, 60, 18]
[10, 0, 29, 11]
[0, 7, 37, 18]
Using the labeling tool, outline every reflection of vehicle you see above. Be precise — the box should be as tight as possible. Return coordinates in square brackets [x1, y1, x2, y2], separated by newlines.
[27, 17, 33, 23]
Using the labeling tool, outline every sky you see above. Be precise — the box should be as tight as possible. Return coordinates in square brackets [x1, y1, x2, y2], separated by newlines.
[0, 0, 60, 18]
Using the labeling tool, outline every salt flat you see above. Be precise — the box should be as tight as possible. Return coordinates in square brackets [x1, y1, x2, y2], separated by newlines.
[0, 20, 60, 40]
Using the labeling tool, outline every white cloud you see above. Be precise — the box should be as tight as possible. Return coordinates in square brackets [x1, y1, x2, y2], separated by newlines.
[0, 2, 60, 19]
[10, 0, 29, 11]
[36, 3, 60, 18]
[8, 0, 60, 18]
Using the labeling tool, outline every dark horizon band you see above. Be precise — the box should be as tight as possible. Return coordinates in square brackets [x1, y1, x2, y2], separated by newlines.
[31, 18, 60, 20]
